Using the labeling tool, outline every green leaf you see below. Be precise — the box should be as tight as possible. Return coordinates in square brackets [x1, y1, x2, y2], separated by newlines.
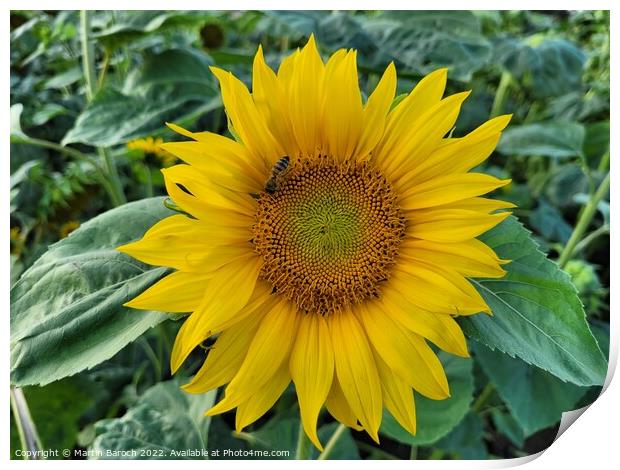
[246, 416, 298, 458]
[544, 163, 588, 209]
[490, 409, 525, 448]
[90, 380, 216, 459]
[529, 200, 573, 243]
[62, 87, 220, 147]
[124, 48, 214, 91]
[496, 37, 586, 98]
[474, 344, 588, 436]
[31, 103, 70, 126]
[380, 352, 473, 446]
[497, 121, 585, 158]
[244, 414, 360, 460]
[583, 121, 610, 168]
[364, 11, 492, 81]
[460, 216, 607, 387]
[258, 11, 323, 39]
[20, 377, 95, 456]
[10, 103, 28, 143]
[10, 197, 173, 386]
[312, 423, 360, 460]
[42, 66, 82, 89]
[93, 11, 212, 48]
[436, 413, 487, 459]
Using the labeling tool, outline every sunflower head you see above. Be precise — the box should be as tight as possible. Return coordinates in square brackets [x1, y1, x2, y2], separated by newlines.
[118, 35, 513, 450]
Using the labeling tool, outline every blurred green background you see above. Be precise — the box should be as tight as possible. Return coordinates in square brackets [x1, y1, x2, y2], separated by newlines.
[10, 10, 609, 460]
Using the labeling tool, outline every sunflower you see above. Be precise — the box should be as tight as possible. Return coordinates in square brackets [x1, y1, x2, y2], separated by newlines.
[118, 35, 513, 451]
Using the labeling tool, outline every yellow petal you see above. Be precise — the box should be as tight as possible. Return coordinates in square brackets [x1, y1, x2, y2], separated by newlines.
[162, 164, 256, 219]
[383, 91, 471, 183]
[125, 271, 210, 312]
[443, 197, 516, 213]
[117, 215, 211, 271]
[207, 298, 298, 414]
[355, 62, 396, 159]
[287, 34, 325, 156]
[373, 349, 416, 435]
[290, 314, 334, 451]
[380, 293, 469, 357]
[407, 209, 511, 242]
[169, 256, 264, 372]
[395, 260, 490, 314]
[160, 141, 263, 194]
[400, 173, 511, 210]
[409, 114, 513, 184]
[373, 68, 447, 168]
[323, 50, 363, 161]
[210, 66, 285, 165]
[235, 362, 291, 431]
[400, 238, 508, 278]
[325, 377, 363, 432]
[182, 308, 267, 394]
[358, 302, 450, 400]
[330, 310, 382, 442]
[164, 124, 263, 174]
[252, 45, 300, 158]
[386, 270, 483, 315]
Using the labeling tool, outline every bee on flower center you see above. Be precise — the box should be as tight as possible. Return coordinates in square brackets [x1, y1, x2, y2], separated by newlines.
[265, 155, 290, 194]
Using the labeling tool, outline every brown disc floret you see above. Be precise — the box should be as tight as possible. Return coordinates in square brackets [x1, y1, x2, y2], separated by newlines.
[253, 156, 405, 315]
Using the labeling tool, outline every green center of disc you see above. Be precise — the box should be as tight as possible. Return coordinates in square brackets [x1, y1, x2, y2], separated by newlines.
[291, 192, 361, 262]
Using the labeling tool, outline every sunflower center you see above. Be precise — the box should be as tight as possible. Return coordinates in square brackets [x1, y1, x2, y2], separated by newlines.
[253, 156, 405, 315]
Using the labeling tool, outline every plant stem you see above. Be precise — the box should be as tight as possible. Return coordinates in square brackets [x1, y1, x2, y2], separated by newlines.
[97, 49, 111, 89]
[10, 388, 43, 459]
[573, 225, 610, 256]
[558, 172, 610, 269]
[409, 445, 418, 459]
[99, 147, 126, 205]
[295, 421, 311, 460]
[16, 136, 120, 206]
[490, 71, 512, 117]
[79, 10, 97, 101]
[80, 10, 126, 206]
[317, 423, 346, 460]
[472, 383, 495, 412]
[597, 150, 610, 173]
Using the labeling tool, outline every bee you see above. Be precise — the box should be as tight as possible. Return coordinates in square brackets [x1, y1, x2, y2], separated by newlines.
[265, 155, 290, 194]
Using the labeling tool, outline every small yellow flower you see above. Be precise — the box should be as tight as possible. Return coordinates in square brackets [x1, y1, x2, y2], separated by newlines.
[127, 136, 177, 167]
[118, 36, 513, 450]
[59, 220, 80, 239]
[10, 227, 23, 254]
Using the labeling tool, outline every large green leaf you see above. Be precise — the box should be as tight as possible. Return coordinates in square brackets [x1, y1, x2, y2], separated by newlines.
[123, 48, 214, 92]
[363, 11, 492, 81]
[496, 37, 586, 98]
[92, 11, 213, 48]
[497, 121, 585, 158]
[435, 413, 487, 459]
[474, 344, 588, 436]
[90, 380, 216, 459]
[10, 197, 173, 386]
[460, 216, 607, 386]
[380, 353, 473, 446]
[490, 410, 525, 448]
[62, 86, 220, 147]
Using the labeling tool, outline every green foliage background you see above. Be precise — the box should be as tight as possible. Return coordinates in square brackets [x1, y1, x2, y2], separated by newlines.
[10, 10, 609, 460]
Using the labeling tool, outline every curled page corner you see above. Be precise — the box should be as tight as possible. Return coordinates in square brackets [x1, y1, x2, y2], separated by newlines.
[555, 405, 591, 441]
